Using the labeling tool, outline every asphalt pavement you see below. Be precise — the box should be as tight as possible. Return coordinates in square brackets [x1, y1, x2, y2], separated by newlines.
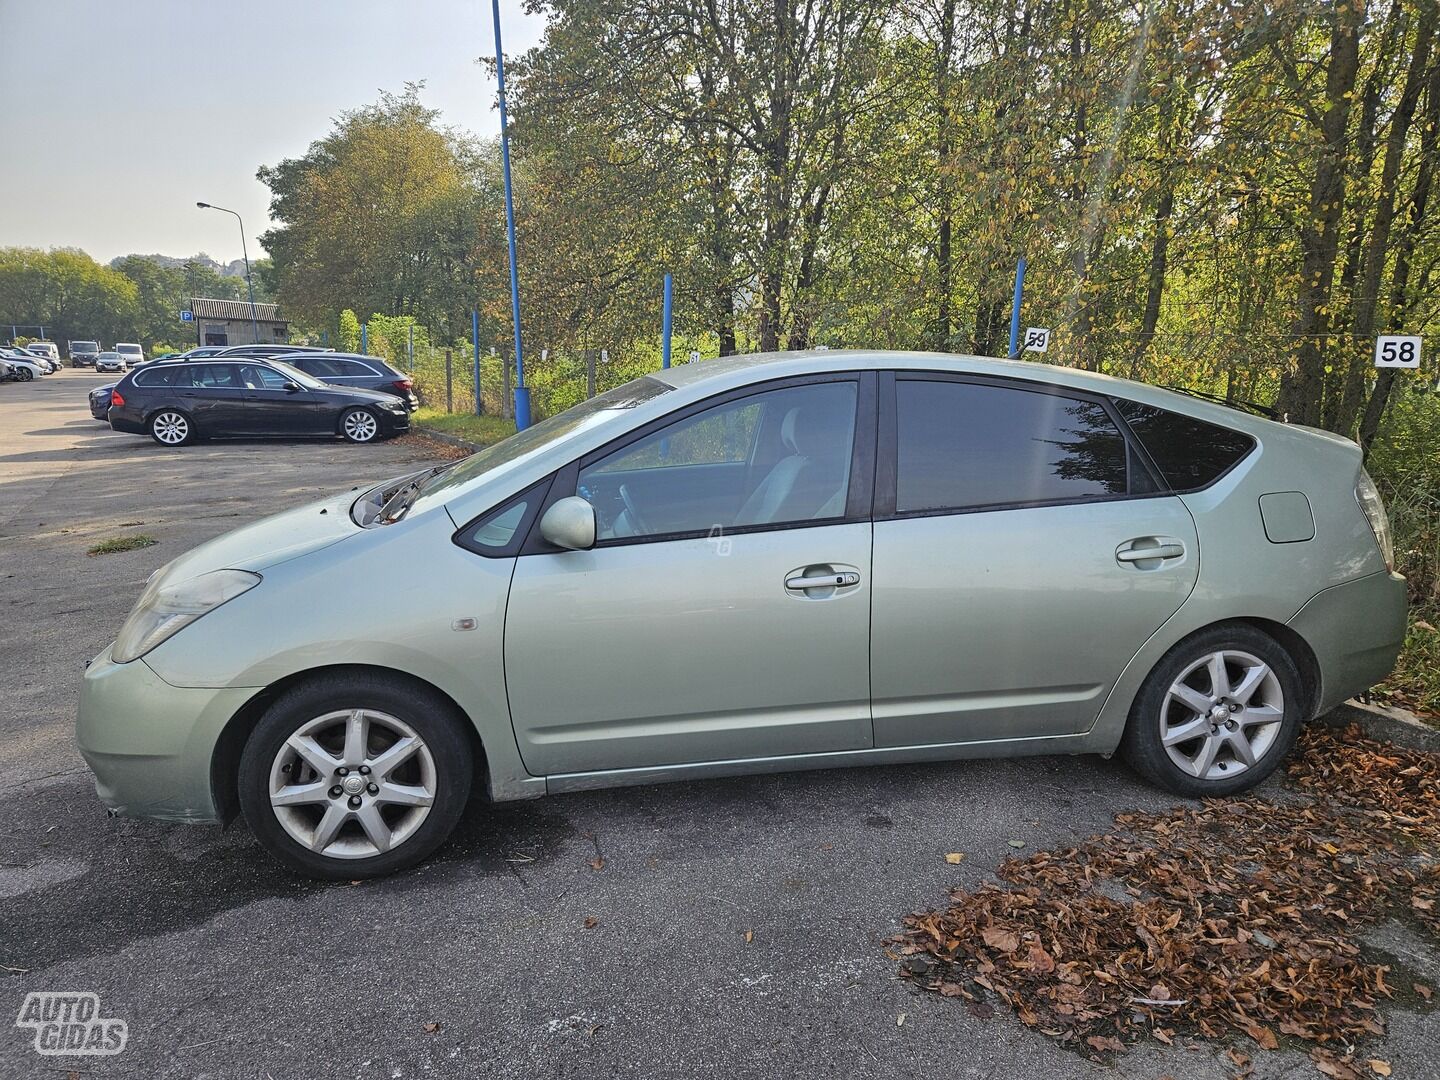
[0, 371, 1434, 1079]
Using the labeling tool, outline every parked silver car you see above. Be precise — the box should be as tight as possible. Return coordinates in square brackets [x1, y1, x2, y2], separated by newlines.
[77, 351, 1407, 877]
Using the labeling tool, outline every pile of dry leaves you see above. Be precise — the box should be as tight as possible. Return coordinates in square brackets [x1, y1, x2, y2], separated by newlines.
[892, 725, 1437, 1077]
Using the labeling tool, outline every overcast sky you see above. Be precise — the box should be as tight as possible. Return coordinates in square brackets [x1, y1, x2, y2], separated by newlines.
[0, 0, 547, 264]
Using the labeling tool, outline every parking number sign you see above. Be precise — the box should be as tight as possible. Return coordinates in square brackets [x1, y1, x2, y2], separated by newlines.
[1024, 327, 1051, 353]
[1375, 334, 1421, 369]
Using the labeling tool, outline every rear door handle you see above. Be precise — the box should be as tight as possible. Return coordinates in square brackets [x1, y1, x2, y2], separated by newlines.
[1116, 542, 1185, 562]
[785, 571, 860, 590]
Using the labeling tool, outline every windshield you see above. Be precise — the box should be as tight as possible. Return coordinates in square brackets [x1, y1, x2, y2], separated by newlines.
[265, 359, 326, 390]
[73, 342, 98, 351]
[417, 376, 673, 502]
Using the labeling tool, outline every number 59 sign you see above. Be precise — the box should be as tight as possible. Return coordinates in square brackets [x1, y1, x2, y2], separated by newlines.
[1375, 334, 1421, 369]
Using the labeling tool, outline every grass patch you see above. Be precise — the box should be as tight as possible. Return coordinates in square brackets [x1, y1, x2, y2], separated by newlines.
[412, 408, 516, 448]
[87, 535, 158, 556]
[1379, 614, 1440, 723]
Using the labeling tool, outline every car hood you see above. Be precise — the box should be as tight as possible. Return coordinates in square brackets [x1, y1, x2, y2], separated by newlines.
[319, 384, 405, 405]
[150, 488, 363, 587]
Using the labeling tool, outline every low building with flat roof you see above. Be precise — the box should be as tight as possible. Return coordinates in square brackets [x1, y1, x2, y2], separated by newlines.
[190, 297, 288, 347]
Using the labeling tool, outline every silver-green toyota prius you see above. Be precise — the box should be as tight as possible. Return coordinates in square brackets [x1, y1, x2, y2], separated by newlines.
[78, 351, 1407, 877]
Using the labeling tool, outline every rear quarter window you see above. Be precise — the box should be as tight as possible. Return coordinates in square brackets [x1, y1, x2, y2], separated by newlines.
[1115, 399, 1256, 491]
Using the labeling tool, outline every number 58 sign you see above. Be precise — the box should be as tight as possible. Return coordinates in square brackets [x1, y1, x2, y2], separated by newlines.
[1375, 334, 1421, 368]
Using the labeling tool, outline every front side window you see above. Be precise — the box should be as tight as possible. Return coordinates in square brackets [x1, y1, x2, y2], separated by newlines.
[1115, 399, 1255, 491]
[241, 364, 291, 390]
[578, 380, 858, 542]
[895, 380, 1129, 514]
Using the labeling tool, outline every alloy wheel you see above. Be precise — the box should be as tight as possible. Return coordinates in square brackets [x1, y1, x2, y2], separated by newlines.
[267, 708, 437, 860]
[152, 412, 189, 444]
[1160, 649, 1284, 781]
[342, 409, 379, 442]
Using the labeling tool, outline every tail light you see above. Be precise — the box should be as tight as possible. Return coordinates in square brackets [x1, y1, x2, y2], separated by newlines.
[391, 378, 413, 392]
[109, 389, 125, 407]
[1355, 469, 1395, 571]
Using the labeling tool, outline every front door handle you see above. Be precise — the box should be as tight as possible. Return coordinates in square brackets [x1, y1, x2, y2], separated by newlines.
[785, 570, 861, 590]
[1116, 540, 1185, 563]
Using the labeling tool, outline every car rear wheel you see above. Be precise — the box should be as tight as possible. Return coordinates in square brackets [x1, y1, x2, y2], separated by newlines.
[1121, 625, 1302, 797]
[149, 410, 194, 446]
[237, 673, 473, 879]
[340, 407, 380, 443]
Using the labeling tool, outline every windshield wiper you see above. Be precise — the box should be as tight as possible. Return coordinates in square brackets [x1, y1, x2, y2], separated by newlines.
[1160, 385, 1279, 420]
[376, 463, 457, 524]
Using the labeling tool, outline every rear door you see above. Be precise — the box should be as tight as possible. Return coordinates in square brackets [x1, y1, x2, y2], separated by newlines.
[870, 373, 1199, 745]
[178, 363, 252, 433]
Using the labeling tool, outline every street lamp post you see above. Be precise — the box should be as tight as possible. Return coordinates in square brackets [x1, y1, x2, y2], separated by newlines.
[196, 202, 260, 344]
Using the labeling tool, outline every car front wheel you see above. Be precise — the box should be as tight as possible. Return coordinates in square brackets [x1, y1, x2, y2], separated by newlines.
[1121, 625, 1302, 797]
[340, 407, 380, 443]
[237, 673, 474, 879]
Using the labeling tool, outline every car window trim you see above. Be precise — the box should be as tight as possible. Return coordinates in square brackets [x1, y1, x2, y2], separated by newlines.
[875, 369, 1168, 521]
[512, 371, 877, 554]
[1109, 395, 1258, 495]
[453, 475, 556, 559]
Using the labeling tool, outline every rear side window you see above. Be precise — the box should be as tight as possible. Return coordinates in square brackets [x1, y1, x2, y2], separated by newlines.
[336, 359, 380, 376]
[134, 365, 181, 387]
[894, 380, 1129, 513]
[1115, 400, 1255, 491]
[297, 357, 346, 378]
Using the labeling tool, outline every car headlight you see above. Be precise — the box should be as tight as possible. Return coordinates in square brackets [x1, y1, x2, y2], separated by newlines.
[112, 569, 261, 663]
[1355, 470, 1395, 572]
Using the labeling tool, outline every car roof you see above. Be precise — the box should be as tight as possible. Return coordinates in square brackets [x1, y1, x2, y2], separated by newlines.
[287, 352, 394, 366]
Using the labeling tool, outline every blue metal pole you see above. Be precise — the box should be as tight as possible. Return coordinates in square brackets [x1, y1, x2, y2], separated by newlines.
[661, 273, 673, 368]
[492, 0, 530, 430]
[360, 323, 368, 355]
[1007, 256, 1028, 359]
[472, 309, 482, 417]
[322, 328, 329, 348]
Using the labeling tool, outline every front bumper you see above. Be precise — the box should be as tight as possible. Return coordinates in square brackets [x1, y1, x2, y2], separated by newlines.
[1288, 570, 1408, 716]
[76, 644, 259, 824]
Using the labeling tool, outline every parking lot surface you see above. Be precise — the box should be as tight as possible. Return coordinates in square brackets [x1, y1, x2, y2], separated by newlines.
[0, 372, 1434, 1078]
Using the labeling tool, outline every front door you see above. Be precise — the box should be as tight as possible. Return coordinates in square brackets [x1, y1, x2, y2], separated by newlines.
[503, 375, 876, 776]
[237, 363, 332, 433]
[870, 373, 1200, 745]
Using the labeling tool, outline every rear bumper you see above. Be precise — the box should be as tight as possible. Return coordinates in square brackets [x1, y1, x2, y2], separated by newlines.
[76, 644, 257, 824]
[1288, 570, 1408, 716]
[108, 407, 145, 434]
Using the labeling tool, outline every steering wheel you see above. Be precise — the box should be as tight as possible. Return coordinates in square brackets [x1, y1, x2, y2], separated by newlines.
[618, 483, 653, 536]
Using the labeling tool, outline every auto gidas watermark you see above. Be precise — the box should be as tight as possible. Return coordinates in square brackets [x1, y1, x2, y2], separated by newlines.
[15, 991, 127, 1056]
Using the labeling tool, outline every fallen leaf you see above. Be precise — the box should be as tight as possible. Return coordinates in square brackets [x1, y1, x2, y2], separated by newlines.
[896, 1012, 906, 1027]
[1149, 983, 1171, 1001]
[1412, 896, 1434, 911]
[1368, 1061, 1391, 1077]
[1007, 839, 1026, 849]
[1085, 1034, 1125, 1054]
[1227, 1049, 1251, 1068]
[422, 1022, 441, 1034]
[945, 852, 966, 864]
[583, 916, 599, 929]
[1415, 982, 1433, 1001]
[967, 1002, 994, 1019]
[981, 925, 1019, 952]
[589, 856, 605, 871]
[743, 929, 753, 943]
[587, 1023, 603, 1037]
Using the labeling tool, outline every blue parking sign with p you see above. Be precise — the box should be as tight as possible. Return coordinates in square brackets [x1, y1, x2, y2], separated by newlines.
[180, 310, 194, 322]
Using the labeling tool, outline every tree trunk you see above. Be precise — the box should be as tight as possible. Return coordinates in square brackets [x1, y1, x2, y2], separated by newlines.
[1334, 5, 1435, 435]
[934, 0, 957, 350]
[1274, 0, 1366, 426]
[1359, 62, 1440, 454]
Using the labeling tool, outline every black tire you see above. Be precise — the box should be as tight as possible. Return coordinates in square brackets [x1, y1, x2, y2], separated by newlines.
[339, 407, 381, 443]
[16, 367, 32, 381]
[1120, 624, 1303, 798]
[148, 409, 195, 446]
[238, 672, 474, 879]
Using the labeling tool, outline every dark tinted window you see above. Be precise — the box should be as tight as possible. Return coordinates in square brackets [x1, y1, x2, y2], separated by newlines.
[337, 359, 381, 376]
[134, 365, 182, 387]
[296, 356, 347, 378]
[190, 364, 245, 388]
[1116, 400, 1255, 490]
[895, 380, 1129, 513]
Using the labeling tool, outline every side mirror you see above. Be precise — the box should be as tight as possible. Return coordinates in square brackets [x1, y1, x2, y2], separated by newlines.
[539, 496, 596, 551]
[283, 381, 301, 393]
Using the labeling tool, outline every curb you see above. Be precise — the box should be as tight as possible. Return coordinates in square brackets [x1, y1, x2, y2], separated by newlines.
[411, 426, 484, 453]
[1319, 700, 1440, 752]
